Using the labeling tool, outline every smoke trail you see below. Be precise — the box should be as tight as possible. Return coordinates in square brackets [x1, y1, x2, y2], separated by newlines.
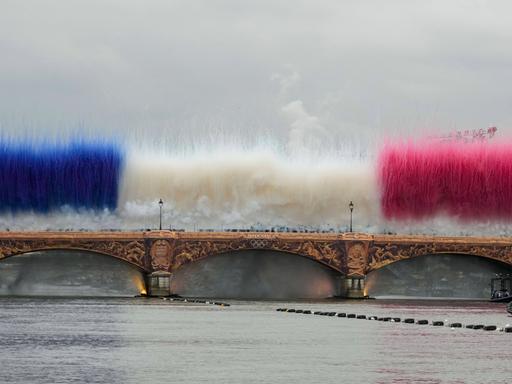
[379, 140, 512, 221]
[273, 67, 332, 157]
[0, 139, 123, 213]
[282, 100, 329, 156]
[0, 209, 125, 231]
[5, 134, 512, 235]
[119, 149, 379, 230]
[271, 66, 300, 101]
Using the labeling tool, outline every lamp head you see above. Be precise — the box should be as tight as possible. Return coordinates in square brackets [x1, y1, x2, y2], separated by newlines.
[349, 201, 354, 211]
[159, 199, 164, 207]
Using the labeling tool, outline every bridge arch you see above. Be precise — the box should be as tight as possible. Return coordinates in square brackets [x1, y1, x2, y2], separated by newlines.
[172, 245, 344, 274]
[0, 248, 147, 297]
[430, 251, 512, 267]
[0, 246, 147, 272]
[367, 242, 512, 273]
[170, 248, 343, 299]
[365, 252, 512, 299]
[0, 239, 147, 271]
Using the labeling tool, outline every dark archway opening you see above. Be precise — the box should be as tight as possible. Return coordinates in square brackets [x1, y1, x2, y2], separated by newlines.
[366, 253, 512, 299]
[171, 249, 342, 299]
[0, 250, 146, 297]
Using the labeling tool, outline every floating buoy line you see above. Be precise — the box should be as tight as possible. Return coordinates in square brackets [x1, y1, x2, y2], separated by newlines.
[276, 308, 512, 333]
[161, 297, 230, 307]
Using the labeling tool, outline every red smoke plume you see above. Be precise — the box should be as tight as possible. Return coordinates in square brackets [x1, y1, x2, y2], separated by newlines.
[379, 140, 512, 221]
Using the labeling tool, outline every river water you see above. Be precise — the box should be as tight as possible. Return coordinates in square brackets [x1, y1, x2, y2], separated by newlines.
[1, 298, 511, 384]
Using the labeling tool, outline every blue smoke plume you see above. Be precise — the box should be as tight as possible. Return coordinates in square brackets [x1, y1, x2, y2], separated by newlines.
[0, 140, 123, 213]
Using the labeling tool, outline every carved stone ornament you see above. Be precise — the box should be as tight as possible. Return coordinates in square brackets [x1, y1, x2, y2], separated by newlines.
[368, 240, 512, 272]
[0, 238, 146, 270]
[150, 239, 172, 271]
[171, 238, 345, 273]
[1, 232, 512, 276]
[346, 241, 369, 276]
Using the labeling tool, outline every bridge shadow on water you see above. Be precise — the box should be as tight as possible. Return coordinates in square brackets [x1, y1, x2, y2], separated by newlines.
[171, 250, 342, 299]
[366, 253, 512, 299]
[2, 250, 512, 300]
[0, 250, 145, 297]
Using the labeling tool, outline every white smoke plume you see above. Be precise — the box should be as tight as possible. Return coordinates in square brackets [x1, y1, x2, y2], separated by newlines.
[272, 67, 332, 157]
[282, 100, 329, 156]
[271, 67, 300, 101]
[118, 149, 379, 231]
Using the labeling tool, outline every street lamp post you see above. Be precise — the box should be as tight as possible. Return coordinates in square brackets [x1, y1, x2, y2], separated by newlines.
[158, 199, 163, 230]
[349, 200, 354, 232]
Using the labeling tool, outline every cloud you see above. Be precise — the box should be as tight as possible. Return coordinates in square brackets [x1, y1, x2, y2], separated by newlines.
[1, 0, 511, 143]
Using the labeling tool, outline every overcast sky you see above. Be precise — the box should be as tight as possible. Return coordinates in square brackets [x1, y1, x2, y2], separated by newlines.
[1, 0, 511, 149]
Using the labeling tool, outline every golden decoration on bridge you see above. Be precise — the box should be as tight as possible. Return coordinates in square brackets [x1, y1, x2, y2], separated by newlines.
[0, 231, 512, 276]
[150, 239, 173, 271]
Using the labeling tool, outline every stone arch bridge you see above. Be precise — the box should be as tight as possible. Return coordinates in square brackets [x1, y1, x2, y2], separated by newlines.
[1, 231, 512, 296]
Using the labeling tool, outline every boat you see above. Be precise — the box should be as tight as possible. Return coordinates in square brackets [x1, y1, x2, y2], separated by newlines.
[491, 290, 512, 303]
[490, 274, 512, 303]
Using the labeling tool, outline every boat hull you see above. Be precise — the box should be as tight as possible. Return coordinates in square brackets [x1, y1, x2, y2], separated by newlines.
[490, 296, 512, 303]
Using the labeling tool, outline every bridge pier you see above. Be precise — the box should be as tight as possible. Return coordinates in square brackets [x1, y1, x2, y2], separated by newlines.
[344, 276, 366, 299]
[147, 271, 173, 297]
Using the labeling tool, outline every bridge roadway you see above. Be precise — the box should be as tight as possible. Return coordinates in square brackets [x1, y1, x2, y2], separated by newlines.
[1, 231, 512, 296]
